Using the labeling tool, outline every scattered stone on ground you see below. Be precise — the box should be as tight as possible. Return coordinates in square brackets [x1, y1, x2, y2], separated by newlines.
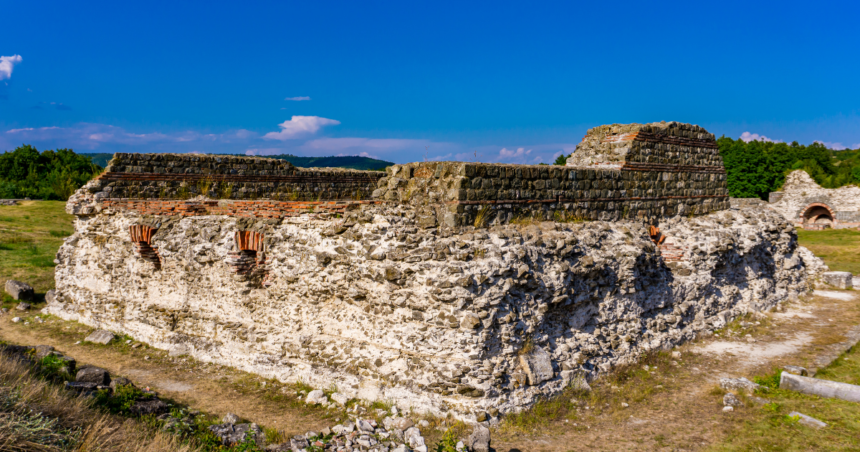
[788, 411, 828, 429]
[5, 280, 34, 301]
[782, 365, 809, 376]
[76, 366, 111, 385]
[722, 406, 734, 412]
[306, 389, 327, 405]
[84, 329, 115, 345]
[821, 271, 854, 289]
[722, 393, 742, 407]
[719, 377, 761, 393]
[11, 317, 21, 323]
[15, 302, 31, 311]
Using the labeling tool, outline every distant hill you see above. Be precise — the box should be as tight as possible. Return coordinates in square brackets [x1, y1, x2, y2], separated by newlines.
[80, 153, 393, 171]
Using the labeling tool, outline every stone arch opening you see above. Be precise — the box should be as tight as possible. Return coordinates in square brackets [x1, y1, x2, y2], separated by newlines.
[129, 225, 161, 269]
[800, 203, 836, 229]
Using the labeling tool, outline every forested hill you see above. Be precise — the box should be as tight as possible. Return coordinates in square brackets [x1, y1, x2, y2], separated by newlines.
[80, 153, 393, 171]
[0, 146, 102, 200]
[717, 137, 860, 200]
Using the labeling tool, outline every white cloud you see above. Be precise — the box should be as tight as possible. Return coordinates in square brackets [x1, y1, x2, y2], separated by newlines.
[284, 96, 311, 101]
[263, 116, 340, 140]
[740, 131, 782, 143]
[814, 140, 848, 151]
[0, 55, 22, 80]
[428, 153, 453, 161]
[853, 143, 860, 150]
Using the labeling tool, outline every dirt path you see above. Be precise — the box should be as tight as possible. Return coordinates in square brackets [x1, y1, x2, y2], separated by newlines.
[2, 290, 859, 451]
[0, 315, 336, 437]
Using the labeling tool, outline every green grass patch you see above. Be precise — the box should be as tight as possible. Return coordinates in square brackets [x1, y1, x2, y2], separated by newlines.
[796, 228, 860, 274]
[0, 201, 72, 295]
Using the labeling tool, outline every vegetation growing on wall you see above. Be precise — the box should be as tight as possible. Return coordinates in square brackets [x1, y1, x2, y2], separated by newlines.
[0, 145, 102, 200]
[717, 137, 860, 200]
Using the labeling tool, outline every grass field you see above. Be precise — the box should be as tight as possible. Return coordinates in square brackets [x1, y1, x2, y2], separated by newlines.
[0, 201, 72, 308]
[797, 228, 860, 274]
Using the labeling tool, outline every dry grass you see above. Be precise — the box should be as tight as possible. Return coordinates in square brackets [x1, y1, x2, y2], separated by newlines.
[0, 353, 197, 452]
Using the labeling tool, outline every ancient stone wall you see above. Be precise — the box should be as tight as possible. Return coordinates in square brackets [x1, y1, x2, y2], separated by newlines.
[48, 122, 820, 420]
[768, 170, 860, 229]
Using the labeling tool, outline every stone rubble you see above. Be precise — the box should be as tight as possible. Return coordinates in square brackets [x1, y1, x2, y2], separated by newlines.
[5, 280, 34, 301]
[84, 329, 116, 345]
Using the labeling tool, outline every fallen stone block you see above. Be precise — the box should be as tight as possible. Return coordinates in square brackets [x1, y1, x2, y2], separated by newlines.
[330, 392, 349, 406]
[788, 411, 827, 429]
[33, 345, 56, 360]
[5, 280, 34, 301]
[15, 302, 31, 311]
[780, 372, 860, 403]
[518, 346, 553, 386]
[65, 381, 99, 393]
[821, 271, 853, 289]
[84, 329, 115, 345]
[130, 398, 169, 416]
[782, 365, 808, 376]
[76, 366, 111, 385]
[306, 389, 327, 405]
[719, 377, 761, 393]
[723, 393, 742, 407]
[469, 424, 491, 452]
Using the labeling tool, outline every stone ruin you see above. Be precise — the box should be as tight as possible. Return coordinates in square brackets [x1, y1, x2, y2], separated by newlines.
[46, 121, 823, 421]
[768, 170, 860, 230]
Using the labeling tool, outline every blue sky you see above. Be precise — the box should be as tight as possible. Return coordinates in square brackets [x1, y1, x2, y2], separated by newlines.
[2, 1, 859, 164]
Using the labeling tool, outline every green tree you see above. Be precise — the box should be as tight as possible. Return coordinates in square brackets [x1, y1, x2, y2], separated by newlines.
[0, 145, 102, 200]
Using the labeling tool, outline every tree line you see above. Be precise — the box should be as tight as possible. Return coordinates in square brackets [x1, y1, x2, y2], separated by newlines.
[0, 145, 102, 200]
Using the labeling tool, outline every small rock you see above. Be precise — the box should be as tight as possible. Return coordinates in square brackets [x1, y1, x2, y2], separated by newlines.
[418, 419, 430, 428]
[209, 423, 261, 446]
[357, 419, 374, 433]
[33, 345, 55, 360]
[722, 406, 734, 412]
[84, 329, 115, 345]
[621, 402, 629, 408]
[719, 377, 761, 393]
[11, 317, 21, 323]
[223, 413, 240, 424]
[788, 411, 827, 429]
[782, 365, 809, 376]
[671, 351, 681, 359]
[5, 280, 34, 301]
[723, 393, 743, 407]
[15, 302, 31, 311]
[289, 435, 310, 450]
[65, 381, 99, 393]
[476, 412, 488, 422]
[331, 392, 349, 406]
[306, 389, 327, 405]
[130, 398, 169, 416]
[76, 366, 111, 385]
[468, 424, 491, 452]
[110, 377, 134, 390]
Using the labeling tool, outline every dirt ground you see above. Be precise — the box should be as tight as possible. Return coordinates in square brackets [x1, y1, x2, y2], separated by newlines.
[2, 289, 859, 452]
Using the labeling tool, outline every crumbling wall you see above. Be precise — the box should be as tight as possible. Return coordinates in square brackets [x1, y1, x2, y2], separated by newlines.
[47, 204, 816, 420]
[768, 170, 860, 229]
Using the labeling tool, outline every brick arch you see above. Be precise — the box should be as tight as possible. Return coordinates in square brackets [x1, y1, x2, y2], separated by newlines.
[129, 225, 161, 269]
[800, 203, 836, 226]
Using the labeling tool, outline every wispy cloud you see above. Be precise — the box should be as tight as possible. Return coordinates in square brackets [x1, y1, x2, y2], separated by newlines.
[815, 140, 848, 151]
[284, 96, 311, 101]
[740, 131, 782, 143]
[0, 55, 22, 81]
[263, 116, 340, 140]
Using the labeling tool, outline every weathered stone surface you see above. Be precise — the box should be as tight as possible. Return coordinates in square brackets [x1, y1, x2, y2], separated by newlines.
[821, 272, 853, 289]
[468, 424, 491, 452]
[519, 346, 553, 386]
[15, 302, 31, 311]
[306, 389, 327, 405]
[5, 280, 34, 301]
[719, 377, 760, 393]
[33, 345, 56, 360]
[76, 366, 111, 385]
[788, 411, 827, 429]
[769, 170, 860, 230]
[209, 423, 261, 446]
[47, 138, 819, 418]
[130, 398, 169, 416]
[84, 329, 115, 345]
[723, 393, 742, 407]
[222, 413, 240, 424]
[782, 365, 809, 376]
[330, 392, 349, 406]
[780, 372, 860, 403]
